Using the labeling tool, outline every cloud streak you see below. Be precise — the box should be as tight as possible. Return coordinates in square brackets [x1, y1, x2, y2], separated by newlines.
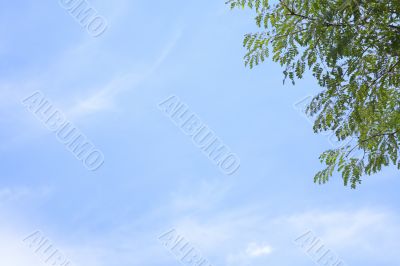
[66, 27, 183, 119]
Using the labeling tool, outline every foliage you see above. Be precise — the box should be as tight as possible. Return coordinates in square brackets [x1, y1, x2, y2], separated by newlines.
[228, 0, 400, 188]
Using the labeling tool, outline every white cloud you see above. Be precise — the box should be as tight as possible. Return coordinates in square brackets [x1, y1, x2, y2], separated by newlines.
[245, 243, 272, 257]
[282, 208, 400, 262]
[163, 182, 400, 265]
[225, 242, 273, 266]
[0, 230, 43, 266]
[65, 27, 183, 119]
[167, 207, 400, 265]
[0, 186, 52, 204]
[2, 184, 399, 266]
[0, 216, 163, 266]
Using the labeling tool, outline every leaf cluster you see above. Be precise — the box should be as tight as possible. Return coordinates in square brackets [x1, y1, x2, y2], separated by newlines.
[228, 0, 400, 188]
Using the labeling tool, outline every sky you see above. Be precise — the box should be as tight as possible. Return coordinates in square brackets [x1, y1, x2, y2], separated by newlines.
[0, 0, 399, 266]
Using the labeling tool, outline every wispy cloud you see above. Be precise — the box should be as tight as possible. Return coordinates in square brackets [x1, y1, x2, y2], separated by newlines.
[161, 181, 400, 265]
[282, 208, 400, 261]
[2, 182, 399, 266]
[66, 28, 183, 119]
[0, 186, 52, 204]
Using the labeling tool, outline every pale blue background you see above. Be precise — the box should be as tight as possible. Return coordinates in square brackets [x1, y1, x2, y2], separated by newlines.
[0, 0, 399, 265]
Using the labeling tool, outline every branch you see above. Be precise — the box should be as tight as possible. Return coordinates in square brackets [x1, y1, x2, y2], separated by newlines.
[346, 129, 400, 157]
[369, 60, 400, 88]
[280, 1, 345, 27]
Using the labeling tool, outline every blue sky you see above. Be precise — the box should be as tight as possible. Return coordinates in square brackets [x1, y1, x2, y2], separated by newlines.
[1, 0, 399, 265]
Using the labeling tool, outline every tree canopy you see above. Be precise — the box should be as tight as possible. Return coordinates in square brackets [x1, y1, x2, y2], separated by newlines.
[228, 0, 400, 188]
